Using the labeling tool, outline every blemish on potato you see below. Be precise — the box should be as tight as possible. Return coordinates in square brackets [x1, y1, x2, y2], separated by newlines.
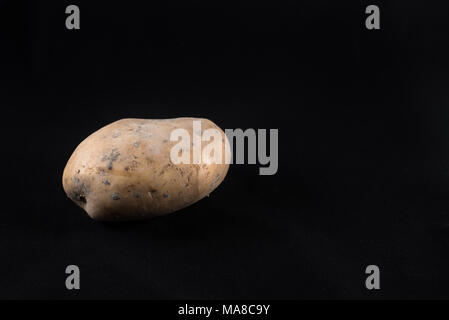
[111, 193, 120, 200]
[101, 148, 121, 170]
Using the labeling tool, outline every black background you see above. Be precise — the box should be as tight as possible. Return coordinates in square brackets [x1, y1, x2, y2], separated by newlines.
[1, 0, 449, 299]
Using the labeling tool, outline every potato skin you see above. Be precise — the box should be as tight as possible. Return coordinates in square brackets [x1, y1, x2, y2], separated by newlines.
[62, 118, 230, 221]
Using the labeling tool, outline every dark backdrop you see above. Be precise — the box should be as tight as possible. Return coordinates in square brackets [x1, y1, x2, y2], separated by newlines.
[1, 0, 449, 299]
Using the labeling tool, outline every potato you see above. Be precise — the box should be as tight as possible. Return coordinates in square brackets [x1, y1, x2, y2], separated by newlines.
[62, 118, 230, 221]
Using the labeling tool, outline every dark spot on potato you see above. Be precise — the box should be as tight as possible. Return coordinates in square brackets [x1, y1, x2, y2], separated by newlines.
[102, 148, 121, 170]
[133, 142, 140, 148]
[163, 193, 169, 198]
[97, 167, 107, 176]
[134, 192, 140, 198]
[103, 180, 111, 186]
[112, 193, 120, 200]
[68, 178, 90, 207]
[145, 157, 153, 165]
[163, 139, 168, 143]
[124, 160, 140, 172]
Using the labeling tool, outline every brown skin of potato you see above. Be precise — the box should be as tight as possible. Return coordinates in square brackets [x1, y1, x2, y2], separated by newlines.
[62, 118, 230, 221]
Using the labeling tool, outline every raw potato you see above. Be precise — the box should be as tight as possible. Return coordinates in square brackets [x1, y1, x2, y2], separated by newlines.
[62, 118, 230, 221]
